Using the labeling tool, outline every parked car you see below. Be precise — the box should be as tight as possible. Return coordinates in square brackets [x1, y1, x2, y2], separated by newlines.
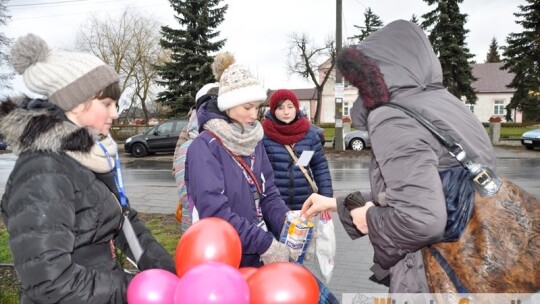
[124, 119, 189, 157]
[333, 130, 371, 151]
[0, 137, 7, 151]
[520, 128, 540, 150]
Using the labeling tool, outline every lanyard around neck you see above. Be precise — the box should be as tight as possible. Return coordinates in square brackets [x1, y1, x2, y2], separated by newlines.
[96, 136, 128, 209]
[205, 131, 262, 194]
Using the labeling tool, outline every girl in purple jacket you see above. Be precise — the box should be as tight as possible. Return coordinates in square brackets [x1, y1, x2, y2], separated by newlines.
[185, 52, 339, 303]
[185, 52, 291, 267]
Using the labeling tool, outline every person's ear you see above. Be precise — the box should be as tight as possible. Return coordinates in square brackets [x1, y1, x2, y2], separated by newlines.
[69, 103, 86, 115]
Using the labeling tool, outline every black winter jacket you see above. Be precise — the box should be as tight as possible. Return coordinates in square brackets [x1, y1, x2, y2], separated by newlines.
[0, 98, 175, 303]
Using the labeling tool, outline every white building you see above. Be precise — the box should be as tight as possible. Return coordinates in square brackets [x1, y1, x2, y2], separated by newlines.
[468, 62, 519, 122]
[314, 61, 519, 124]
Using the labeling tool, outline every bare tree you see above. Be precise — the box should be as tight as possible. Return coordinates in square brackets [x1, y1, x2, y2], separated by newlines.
[0, 0, 14, 90]
[76, 8, 167, 124]
[287, 33, 336, 124]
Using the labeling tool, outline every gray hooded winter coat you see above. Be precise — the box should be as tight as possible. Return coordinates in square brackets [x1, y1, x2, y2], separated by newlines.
[335, 20, 496, 292]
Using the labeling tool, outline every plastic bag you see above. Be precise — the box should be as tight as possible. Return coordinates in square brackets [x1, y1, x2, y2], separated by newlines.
[316, 211, 336, 283]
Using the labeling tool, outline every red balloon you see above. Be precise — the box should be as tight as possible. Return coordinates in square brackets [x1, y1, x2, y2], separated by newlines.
[247, 262, 319, 304]
[175, 217, 242, 277]
[238, 267, 258, 280]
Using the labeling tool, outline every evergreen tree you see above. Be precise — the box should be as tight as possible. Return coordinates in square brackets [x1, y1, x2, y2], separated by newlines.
[502, 0, 540, 122]
[410, 14, 420, 26]
[0, 0, 14, 90]
[421, 0, 477, 103]
[485, 37, 501, 63]
[349, 8, 384, 43]
[157, 0, 227, 116]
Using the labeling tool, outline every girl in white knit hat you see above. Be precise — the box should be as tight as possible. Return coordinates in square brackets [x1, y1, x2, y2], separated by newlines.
[0, 33, 175, 303]
[184, 52, 339, 303]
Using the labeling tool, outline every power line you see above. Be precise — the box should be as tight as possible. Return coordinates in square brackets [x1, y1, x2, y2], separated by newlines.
[7, 0, 109, 8]
[9, 2, 169, 20]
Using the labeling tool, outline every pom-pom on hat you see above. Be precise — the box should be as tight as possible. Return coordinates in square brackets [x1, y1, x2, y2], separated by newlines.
[10, 33, 119, 111]
[269, 89, 299, 115]
[212, 52, 267, 112]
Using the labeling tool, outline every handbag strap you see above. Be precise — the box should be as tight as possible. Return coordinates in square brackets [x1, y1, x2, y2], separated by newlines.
[284, 145, 318, 193]
[382, 103, 501, 197]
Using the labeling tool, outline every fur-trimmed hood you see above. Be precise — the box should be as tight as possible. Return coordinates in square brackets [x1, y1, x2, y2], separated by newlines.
[337, 20, 445, 131]
[0, 97, 96, 156]
[1, 97, 118, 173]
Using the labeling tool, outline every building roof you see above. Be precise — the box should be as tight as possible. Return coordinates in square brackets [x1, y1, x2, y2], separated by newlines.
[267, 88, 317, 100]
[471, 62, 515, 93]
[119, 107, 157, 119]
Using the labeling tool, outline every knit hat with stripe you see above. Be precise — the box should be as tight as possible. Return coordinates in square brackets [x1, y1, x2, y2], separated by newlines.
[212, 52, 267, 112]
[10, 33, 119, 111]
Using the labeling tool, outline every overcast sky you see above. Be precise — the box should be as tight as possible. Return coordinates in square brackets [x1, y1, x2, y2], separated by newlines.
[2, 0, 527, 96]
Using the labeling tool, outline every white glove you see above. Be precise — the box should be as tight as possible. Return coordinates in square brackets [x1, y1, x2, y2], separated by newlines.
[261, 239, 289, 264]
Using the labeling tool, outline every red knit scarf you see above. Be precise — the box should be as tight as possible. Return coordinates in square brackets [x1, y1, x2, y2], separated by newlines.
[262, 116, 311, 145]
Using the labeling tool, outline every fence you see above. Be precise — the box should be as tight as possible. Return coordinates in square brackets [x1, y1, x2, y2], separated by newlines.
[110, 125, 153, 141]
[484, 123, 537, 139]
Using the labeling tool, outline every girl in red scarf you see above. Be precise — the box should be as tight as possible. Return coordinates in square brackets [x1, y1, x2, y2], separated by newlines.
[262, 89, 333, 211]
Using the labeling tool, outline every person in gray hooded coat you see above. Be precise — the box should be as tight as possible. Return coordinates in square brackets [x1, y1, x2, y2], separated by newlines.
[301, 20, 496, 292]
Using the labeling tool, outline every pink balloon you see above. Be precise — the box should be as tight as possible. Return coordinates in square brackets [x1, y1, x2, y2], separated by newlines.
[127, 269, 179, 304]
[174, 262, 249, 304]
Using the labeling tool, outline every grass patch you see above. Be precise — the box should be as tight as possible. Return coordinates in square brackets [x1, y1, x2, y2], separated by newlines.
[501, 127, 536, 138]
[0, 220, 12, 264]
[323, 125, 538, 141]
[0, 213, 181, 303]
[0, 288, 19, 304]
[138, 213, 181, 256]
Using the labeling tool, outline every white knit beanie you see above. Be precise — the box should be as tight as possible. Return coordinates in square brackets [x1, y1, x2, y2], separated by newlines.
[212, 52, 267, 112]
[10, 33, 119, 111]
[195, 82, 219, 102]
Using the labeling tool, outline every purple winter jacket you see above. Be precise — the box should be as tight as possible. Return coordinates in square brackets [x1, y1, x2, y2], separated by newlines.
[185, 99, 290, 267]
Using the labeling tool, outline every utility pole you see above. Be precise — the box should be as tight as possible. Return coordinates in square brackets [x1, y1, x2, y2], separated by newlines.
[334, 0, 344, 150]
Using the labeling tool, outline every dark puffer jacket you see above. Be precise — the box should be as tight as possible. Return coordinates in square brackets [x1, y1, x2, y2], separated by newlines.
[0, 99, 175, 303]
[262, 114, 333, 210]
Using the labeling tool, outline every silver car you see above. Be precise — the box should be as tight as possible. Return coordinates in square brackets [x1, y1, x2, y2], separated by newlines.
[334, 130, 371, 151]
[521, 128, 540, 150]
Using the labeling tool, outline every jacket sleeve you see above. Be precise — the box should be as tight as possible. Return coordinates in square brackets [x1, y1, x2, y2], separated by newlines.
[186, 138, 276, 256]
[259, 145, 290, 239]
[366, 111, 447, 269]
[173, 125, 190, 162]
[336, 191, 372, 239]
[93, 170, 176, 274]
[308, 131, 333, 197]
[114, 207, 176, 274]
[3, 170, 130, 303]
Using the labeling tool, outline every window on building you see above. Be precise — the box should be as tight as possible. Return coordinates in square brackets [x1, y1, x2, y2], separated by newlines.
[494, 100, 504, 115]
[465, 103, 474, 113]
[343, 100, 350, 116]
